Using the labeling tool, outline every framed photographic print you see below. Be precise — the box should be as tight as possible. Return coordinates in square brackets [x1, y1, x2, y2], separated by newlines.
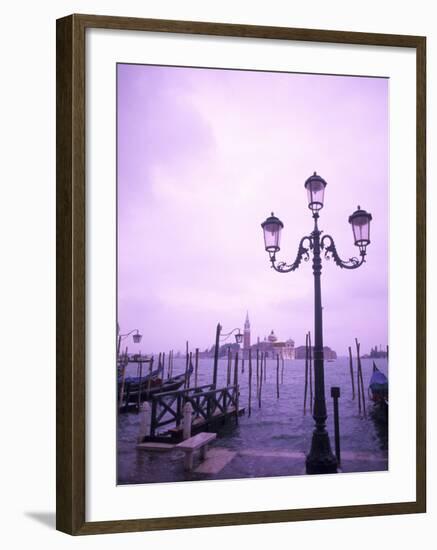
[56, 14, 426, 535]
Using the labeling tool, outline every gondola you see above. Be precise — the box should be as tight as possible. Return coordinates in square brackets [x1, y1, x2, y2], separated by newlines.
[368, 362, 388, 425]
[122, 365, 193, 406]
[368, 362, 388, 403]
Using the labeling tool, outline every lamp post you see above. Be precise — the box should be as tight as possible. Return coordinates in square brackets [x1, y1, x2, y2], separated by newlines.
[212, 324, 243, 387]
[261, 172, 372, 474]
[117, 324, 143, 357]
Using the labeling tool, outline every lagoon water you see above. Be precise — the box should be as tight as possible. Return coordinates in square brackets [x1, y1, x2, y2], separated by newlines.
[117, 356, 388, 484]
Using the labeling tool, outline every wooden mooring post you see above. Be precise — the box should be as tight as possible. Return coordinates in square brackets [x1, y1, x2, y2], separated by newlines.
[187, 351, 193, 388]
[194, 348, 199, 388]
[137, 358, 144, 413]
[118, 347, 128, 411]
[348, 346, 355, 400]
[227, 346, 232, 386]
[184, 341, 189, 388]
[281, 355, 285, 384]
[355, 338, 366, 417]
[258, 352, 263, 408]
[248, 348, 252, 417]
[330, 386, 341, 464]
[304, 332, 309, 414]
[276, 354, 280, 398]
[256, 348, 260, 397]
[308, 331, 313, 413]
[234, 351, 239, 425]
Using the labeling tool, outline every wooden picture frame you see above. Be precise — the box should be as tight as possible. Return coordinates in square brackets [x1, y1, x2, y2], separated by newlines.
[56, 13, 426, 535]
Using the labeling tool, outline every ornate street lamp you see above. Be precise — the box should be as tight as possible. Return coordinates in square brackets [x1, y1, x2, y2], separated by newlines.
[117, 325, 143, 357]
[212, 325, 243, 387]
[261, 213, 284, 253]
[304, 172, 327, 212]
[261, 172, 372, 475]
[349, 206, 373, 254]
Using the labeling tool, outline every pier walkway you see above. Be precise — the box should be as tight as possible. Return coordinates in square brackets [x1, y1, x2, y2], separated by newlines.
[125, 443, 388, 484]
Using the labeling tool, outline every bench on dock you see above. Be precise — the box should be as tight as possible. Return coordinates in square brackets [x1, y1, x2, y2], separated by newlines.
[176, 432, 217, 471]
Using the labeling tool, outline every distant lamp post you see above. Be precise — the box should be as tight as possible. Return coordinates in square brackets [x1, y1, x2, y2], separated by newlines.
[261, 172, 372, 475]
[212, 325, 243, 387]
[117, 325, 142, 357]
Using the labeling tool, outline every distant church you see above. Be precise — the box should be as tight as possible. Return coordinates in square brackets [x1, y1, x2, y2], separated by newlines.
[243, 312, 251, 353]
[242, 313, 295, 359]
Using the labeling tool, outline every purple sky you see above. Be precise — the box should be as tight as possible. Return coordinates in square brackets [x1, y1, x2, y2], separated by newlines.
[117, 64, 388, 356]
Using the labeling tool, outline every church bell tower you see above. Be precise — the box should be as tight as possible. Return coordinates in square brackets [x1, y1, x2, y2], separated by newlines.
[244, 312, 251, 352]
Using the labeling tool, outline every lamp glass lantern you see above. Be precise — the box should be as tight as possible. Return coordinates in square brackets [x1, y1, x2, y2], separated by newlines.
[235, 331, 243, 344]
[304, 172, 327, 212]
[349, 206, 372, 250]
[132, 331, 142, 344]
[261, 213, 284, 253]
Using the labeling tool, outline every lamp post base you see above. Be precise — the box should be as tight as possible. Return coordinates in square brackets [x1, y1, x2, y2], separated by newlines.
[305, 429, 338, 474]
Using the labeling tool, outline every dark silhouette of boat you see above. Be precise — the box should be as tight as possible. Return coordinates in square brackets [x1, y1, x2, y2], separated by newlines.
[121, 366, 193, 408]
[369, 362, 388, 404]
[368, 362, 388, 444]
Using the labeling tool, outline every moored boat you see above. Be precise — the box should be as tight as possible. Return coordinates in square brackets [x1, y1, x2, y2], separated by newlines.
[368, 362, 388, 427]
[368, 362, 388, 404]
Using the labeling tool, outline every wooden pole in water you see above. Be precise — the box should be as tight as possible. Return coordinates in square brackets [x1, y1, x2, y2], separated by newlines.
[355, 338, 366, 417]
[184, 345, 190, 389]
[281, 355, 285, 384]
[356, 352, 362, 415]
[264, 353, 267, 381]
[137, 358, 143, 412]
[276, 354, 280, 398]
[185, 341, 189, 383]
[242, 357, 245, 374]
[348, 346, 355, 400]
[194, 348, 199, 388]
[256, 348, 259, 397]
[308, 331, 313, 414]
[162, 352, 166, 381]
[227, 346, 232, 386]
[248, 348, 252, 417]
[233, 351, 239, 386]
[118, 347, 128, 412]
[304, 332, 309, 414]
[187, 351, 193, 388]
[147, 356, 153, 396]
[259, 352, 263, 408]
[212, 323, 221, 388]
[234, 351, 239, 425]
[330, 387, 341, 464]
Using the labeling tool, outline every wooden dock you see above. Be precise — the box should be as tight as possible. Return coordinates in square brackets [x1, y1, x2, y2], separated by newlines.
[141, 384, 244, 443]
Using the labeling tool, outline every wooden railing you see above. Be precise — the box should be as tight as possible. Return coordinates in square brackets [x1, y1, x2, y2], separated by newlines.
[150, 384, 239, 437]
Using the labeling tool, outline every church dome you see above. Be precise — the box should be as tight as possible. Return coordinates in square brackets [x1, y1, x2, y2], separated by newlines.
[268, 330, 278, 343]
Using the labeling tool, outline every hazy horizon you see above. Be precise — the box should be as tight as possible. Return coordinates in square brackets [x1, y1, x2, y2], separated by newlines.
[117, 64, 388, 357]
